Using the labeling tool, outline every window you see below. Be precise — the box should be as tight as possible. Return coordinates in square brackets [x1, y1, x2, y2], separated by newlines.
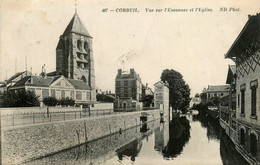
[116, 87, 120, 93]
[241, 90, 245, 114]
[61, 90, 65, 98]
[86, 91, 91, 100]
[76, 91, 82, 100]
[84, 42, 89, 52]
[250, 133, 257, 157]
[51, 89, 55, 97]
[116, 81, 120, 86]
[124, 87, 128, 93]
[124, 80, 128, 86]
[250, 80, 258, 116]
[237, 94, 240, 107]
[240, 129, 245, 145]
[251, 86, 257, 116]
[77, 40, 82, 51]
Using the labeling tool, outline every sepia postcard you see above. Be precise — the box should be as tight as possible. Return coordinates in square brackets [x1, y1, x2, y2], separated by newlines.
[0, 0, 259, 164]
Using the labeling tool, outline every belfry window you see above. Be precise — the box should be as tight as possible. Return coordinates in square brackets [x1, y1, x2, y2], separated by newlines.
[84, 42, 89, 52]
[77, 40, 82, 51]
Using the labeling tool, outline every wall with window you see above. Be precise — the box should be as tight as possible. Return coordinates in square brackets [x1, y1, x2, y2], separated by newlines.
[236, 60, 260, 126]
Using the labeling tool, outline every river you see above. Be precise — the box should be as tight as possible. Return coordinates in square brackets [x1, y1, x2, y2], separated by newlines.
[25, 113, 249, 165]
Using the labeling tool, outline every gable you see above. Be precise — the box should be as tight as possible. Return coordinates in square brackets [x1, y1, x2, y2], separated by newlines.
[51, 76, 74, 89]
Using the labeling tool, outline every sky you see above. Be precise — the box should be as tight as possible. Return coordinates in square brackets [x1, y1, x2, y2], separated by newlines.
[1, 0, 259, 96]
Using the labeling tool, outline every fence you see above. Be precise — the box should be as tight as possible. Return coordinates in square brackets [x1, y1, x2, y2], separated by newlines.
[1, 107, 157, 127]
[1, 109, 114, 127]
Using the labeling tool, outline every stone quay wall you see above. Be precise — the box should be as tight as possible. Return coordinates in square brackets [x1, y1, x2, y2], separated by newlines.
[1, 109, 161, 165]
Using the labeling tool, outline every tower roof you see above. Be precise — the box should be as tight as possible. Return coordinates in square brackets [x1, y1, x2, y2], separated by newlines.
[63, 13, 92, 37]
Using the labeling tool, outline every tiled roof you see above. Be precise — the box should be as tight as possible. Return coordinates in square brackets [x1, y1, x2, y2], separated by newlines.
[10, 75, 91, 91]
[67, 79, 91, 90]
[226, 65, 236, 84]
[63, 13, 91, 37]
[225, 14, 260, 58]
[12, 76, 54, 87]
[206, 85, 230, 93]
[6, 71, 30, 84]
[46, 71, 57, 76]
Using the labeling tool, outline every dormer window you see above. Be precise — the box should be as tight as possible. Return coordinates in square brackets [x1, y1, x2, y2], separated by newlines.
[77, 40, 82, 51]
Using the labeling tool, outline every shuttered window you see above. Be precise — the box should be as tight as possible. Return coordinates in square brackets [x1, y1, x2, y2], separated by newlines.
[251, 86, 257, 116]
[241, 90, 245, 114]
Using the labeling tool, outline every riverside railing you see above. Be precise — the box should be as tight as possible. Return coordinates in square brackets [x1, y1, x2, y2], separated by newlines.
[1, 107, 157, 127]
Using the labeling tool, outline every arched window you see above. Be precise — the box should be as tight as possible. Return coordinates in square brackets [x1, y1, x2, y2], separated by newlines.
[240, 129, 245, 145]
[77, 40, 82, 51]
[84, 42, 89, 52]
[250, 133, 257, 157]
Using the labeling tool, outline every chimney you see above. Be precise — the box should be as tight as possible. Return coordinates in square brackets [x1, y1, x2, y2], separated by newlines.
[146, 83, 148, 88]
[118, 69, 122, 78]
[130, 68, 135, 78]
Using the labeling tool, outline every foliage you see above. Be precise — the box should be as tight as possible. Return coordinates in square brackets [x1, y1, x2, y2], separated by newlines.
[160, 69, 191, 113]
[200, 92, 207, 102]
[43, 97, 57, 106]
[141, 95, 154, 107]
[58, 97, 75, 106]
[195, 93, 200, 97]
[96, 93, 115, 102]
[0, 90, 40, 107]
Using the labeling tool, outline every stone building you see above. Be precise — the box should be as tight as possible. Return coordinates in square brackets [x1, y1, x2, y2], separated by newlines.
[56, 12, 96, 100]
[3, 12, 96, 105]
[225, 14, 260, 164]
[115, 69, 142, 101]
[114, 69, 143, 110]
[205, 85, 230, 101]
[154, 81, 169, 111]
[8, 75, 93, 104]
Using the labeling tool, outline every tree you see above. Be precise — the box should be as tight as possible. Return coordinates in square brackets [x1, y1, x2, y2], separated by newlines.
[0, 90, 40, 107]
[43, 97, 58, 106]
[161, 69, 191, 113]
[200, 92, 207, 102]
[195, 93, 200, 97]
[141, 95, 154, 107]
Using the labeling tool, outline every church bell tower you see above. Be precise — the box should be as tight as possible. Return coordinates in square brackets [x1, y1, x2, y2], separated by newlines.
[56, 12, 95, 89]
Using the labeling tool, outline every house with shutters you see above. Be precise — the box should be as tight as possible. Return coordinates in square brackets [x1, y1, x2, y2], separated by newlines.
[8, 75, 93, 104]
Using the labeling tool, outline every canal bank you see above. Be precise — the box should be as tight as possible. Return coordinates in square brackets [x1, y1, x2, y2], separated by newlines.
[2, 109, 164, 164]
[22, 114, 248, 165]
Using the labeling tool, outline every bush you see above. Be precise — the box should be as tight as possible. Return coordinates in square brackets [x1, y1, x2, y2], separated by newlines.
[58, 97, 75, 107]
[0, 90, 40, 107]
[43, 97, 58, 106]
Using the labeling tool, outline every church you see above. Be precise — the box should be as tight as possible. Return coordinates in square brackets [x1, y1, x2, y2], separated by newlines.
[7, 12, 96, 104]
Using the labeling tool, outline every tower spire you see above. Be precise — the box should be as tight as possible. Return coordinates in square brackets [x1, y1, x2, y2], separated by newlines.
[75, 0, 77, 13]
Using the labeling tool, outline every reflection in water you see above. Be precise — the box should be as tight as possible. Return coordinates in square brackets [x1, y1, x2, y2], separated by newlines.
[192, 113, 220, 141]
[25, 113, 248, 165]
[162, 116, 191, 158]
[116, 139, 142, 163]
[220, 130, 249, 165]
